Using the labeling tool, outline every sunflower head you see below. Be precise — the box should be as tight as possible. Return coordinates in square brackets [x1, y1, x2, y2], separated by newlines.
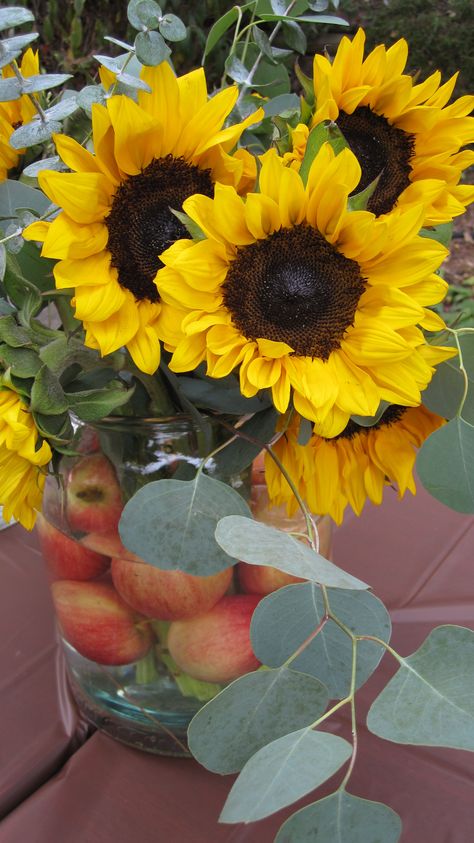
[157, 145, 455, 436]
[285, 29, 474, 224]
[23, 62, 263, 375]
[0, 388, 52, 529]
[0, 49, 39, 181]
[265, 404, 445, 524]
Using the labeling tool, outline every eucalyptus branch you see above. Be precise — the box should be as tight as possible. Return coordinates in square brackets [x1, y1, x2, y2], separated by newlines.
[339, 637, 359, 790]
[356, 634, 402, 663]
[220, 5, 246, 87]
[237, 0, 299, 104]
[282, 614, 329, 668]
[9, 60, 47, 122]
[446, 327, 470, 417]
[0, 227, 22, 245]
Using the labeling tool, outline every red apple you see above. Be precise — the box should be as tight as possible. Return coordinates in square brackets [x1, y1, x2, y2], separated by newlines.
[80, 529, 137, 560]
[238, 562, 305, 596]
[167, 594, 261, 683]
[111, 557, 233, 620]
[66, 454, 123, 534]
[37, 513, 110, 580]
[51, 580, 152, 666]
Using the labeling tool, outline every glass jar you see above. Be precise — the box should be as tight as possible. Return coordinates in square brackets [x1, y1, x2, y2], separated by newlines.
[38, 416, 332, 756]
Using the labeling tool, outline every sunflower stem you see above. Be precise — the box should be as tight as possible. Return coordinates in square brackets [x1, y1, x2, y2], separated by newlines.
[124, 358, 176, 417]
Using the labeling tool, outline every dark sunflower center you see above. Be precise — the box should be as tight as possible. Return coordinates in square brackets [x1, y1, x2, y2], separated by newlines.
[337, 106, 415, 216]
[333, 404, 407, 441]
[105, 155, 213, 303]
[223, 224, 366, 359]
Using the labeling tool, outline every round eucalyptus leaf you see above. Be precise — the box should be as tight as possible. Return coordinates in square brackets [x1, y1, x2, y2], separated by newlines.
[119, 474, 251, 575]
[134, 30, 170, 66]
[275, 791, 402, 843]
[220, 729, 352, 823]
[77, 86, 106, 115]
[127, 0, 162, 30]
[368, 625, 474, 748]
[43, 98, 79, 122]
[116, 69, 152, 92]
[158, 14, 187, 42]
[0, 7, 35, 30]
[188, 666, 329, 774]
[0, 179, 51, 220]
[251, 583, 391, 699]
[9, 119, 61, 150]
[417, 417, 474, 512]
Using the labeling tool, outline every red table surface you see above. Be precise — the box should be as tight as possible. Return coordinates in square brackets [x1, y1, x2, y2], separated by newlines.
[0, 485, 473, 842]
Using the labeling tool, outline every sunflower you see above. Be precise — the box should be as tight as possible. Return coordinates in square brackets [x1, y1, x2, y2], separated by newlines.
[289, 29, 474, 224]
[0, 49, 39, 181]
[24, 63, 263, 374]
[157, 145, 455, 436]
[265, 405, 444, 524]
[0, 389, 52, 530]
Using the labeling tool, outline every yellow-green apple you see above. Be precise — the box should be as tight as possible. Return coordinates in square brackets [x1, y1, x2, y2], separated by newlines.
[238, 562, 305, 596]
[51, 580, 152, 665]
[66, 454, 123, 534]
[111, 557, 233, 620]
[167, 594, 261, 683]
[37, 513, 110, 580]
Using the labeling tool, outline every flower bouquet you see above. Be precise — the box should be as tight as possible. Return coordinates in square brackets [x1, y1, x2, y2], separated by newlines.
[0, 1, 473, 838]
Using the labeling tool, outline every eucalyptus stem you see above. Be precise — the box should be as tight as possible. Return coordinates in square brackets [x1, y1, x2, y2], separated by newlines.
[339, 637, 359, 790]
[237, 0, 299, 104]
[9, 61, 48, 122]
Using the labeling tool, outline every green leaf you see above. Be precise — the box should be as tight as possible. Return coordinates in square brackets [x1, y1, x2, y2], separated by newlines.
[0, 77, 21, 101]
[0, 315, 31, 347]
[225, 54, 250, 84]
[43, 98, 79, 122]
[259, 13, 348, 26]
[116, 70, 152, 93]
[262, 92, 300, 118]
[168, 207, 204, 241]
[215, 516, 369, 589]
[158, 14, 186, 42]
[348, 172, 381, 211]
[367, 625, 474, 749]
[275, 792, 402, 843]
[188, 666, 329, 774]
[21, 73, 72, 94]
[160, 653, 221, 702]
[77, 86, 106, 115]
[298, 122, 331, 185]
[419, 221, 453, 249]
[0, 33, 39, 68]
[22, 156, 65, 177]
[253, 26, 276, 63]
[251, 583, 390, 698]
[282, 19, 307, 54]
[213, 407, 277, 476]
[119, 474, 251, 575]
[220, 729, 352, 823]
[0, 180, 50, 223]
[297, 416, 313, 445]
[127, 0, 161, 30]
[351, 400, 390, 428]
[416, 417, 474, 513]
[177, 372, 271, 414]
[67, 385, 133, 422]
[39, 336, 98, 375]
[30, 365, 69, 414]
[0, 344, 40, 377]
[203, 6, 241, 60]
[9, 119, 61, 149]
[422, 333, 474, 424]
[0, 7, 35, 30]
[0, 243, 5, 281]
[134, 30, 170, 65]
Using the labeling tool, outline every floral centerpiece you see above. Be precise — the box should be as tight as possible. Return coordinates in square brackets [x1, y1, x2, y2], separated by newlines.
[0, 2, 473, 839]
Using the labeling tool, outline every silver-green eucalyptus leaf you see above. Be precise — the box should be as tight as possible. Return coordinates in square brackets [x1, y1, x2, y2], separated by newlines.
[368, 625, 474, 748]
[0, 32, 39, 67]
[134, 30, 170, 66]
[127, 0, 162, 30]
[9, 119, 61, 149]
[119, 474, 251, 575]
[0, 77, 21, 101]
[43, 97, 79, 122]
[22, 156, 66, 177]
[21, 73, 72, 94]
[0, 7, 35, 30]
[220, 729, 352, 823]
[158, 13, 187, 42]
[215, 516, 369, 589]
[416, 417, 474, 512]
[275, 792, 402, 843]
[251, 583, 391, 698]
[188, 666, 329, 774]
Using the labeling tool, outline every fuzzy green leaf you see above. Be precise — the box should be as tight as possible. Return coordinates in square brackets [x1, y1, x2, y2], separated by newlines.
[275, 792, 402, 843]
[188, 666, 329, 774]
[367, 625, 474, 749]
[30, 365, 69, 414]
